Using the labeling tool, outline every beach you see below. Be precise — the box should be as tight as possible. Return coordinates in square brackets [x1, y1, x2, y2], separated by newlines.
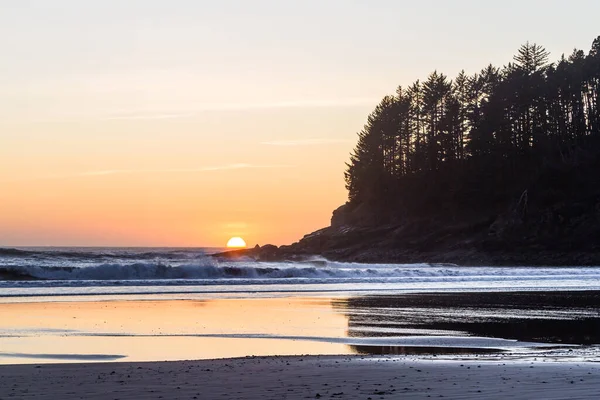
[4, 4, 600, 398]
[2, 248, 600, 398]
[1, 292, 600, 365]
[1, 356, 599, 399]
[1, 294, 599, 399]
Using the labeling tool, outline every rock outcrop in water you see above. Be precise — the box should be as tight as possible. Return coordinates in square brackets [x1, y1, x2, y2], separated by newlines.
[215, 158, 600, 266]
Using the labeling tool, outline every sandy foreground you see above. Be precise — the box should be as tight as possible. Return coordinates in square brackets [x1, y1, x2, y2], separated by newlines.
[0, 356, 599, 399]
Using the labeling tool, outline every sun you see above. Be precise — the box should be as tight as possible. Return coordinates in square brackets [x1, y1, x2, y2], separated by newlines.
[226, 237, 247, 248]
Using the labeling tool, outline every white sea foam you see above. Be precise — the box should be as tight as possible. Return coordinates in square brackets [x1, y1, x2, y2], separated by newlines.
[2, 247, 600, 298]
[2, 260, 599, 281]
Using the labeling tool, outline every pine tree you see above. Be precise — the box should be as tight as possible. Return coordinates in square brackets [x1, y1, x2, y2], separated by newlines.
[344, 36, 600, 218]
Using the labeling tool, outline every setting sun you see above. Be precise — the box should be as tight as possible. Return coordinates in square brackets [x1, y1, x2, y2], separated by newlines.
[226, 237, 247, 248]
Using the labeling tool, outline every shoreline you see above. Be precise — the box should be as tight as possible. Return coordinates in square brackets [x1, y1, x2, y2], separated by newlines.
[214, 245, 600, 267]
[1, 355, 599, 399]
[1, 291, 599, 365]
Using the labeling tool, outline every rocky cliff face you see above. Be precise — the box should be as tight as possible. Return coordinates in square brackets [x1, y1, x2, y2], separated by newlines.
[218, 201, 600, 265]
[216, 195, 600, 266]
[215, 160, 600, 266]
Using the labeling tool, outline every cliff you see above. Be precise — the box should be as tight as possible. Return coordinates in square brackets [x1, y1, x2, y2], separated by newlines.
[215, 158, 600, 266]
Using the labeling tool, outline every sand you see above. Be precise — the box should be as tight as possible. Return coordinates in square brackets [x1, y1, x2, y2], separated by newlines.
[1, 356, 598, 399]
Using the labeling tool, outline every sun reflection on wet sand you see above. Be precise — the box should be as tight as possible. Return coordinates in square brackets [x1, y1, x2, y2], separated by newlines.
[2, 292, 599, 364]
[0, 298, 351, 364]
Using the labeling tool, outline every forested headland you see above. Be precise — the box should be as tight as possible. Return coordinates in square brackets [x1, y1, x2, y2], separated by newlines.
[221, 36, 600, 265]
[343, 37, 600, 224]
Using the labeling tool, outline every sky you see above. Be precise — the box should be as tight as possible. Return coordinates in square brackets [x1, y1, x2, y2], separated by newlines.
[1, 0, 599, 247]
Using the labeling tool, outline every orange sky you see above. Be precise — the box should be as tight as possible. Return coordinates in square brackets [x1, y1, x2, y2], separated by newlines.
[1, 1, 598, 247]
[0, 107, 370, 247]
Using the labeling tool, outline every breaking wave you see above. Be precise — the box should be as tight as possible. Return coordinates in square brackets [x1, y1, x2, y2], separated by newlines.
[0, 261, 462, 281]
[3, 247, 600, 298]
[2, 260, 599, 284]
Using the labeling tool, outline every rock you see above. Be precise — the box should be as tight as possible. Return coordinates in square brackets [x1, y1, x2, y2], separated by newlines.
[331, 203, 350, 228]
[255, 244, 279, 261]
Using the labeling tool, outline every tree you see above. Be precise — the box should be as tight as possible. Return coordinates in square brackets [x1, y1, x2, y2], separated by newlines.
[422, 71, 452, 169]
[513, 42, 550, 74]
[344, 36, 600, 219]
[344, 97, 395, 205]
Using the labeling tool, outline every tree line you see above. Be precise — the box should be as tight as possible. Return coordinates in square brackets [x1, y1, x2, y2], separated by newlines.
[345, 36, 600, 217]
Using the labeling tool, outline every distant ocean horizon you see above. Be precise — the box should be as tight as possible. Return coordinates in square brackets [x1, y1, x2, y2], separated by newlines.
[2, 246, 600, 300]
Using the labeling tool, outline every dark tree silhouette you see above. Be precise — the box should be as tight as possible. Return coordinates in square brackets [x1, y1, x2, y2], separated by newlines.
[344, 36, 600, 220]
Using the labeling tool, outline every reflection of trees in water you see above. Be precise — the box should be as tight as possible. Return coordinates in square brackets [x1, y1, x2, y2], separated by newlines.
[332, 292, 600, 345]
[351, 346, 501, 356]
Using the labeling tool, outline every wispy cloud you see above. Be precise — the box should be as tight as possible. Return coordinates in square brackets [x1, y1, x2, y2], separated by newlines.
[262, 138, 353, 146]
[44, 98, 377, 122]
[101, 112, 196, 121]
[74, 163, 291, 177]
[7, 164, 292, 183]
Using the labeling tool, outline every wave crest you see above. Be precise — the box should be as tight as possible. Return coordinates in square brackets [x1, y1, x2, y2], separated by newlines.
[0, 261, 458, 281]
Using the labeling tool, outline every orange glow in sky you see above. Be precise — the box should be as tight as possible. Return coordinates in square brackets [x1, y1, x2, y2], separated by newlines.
[1, 2, 598, 247]
[0, 108, 364, 247]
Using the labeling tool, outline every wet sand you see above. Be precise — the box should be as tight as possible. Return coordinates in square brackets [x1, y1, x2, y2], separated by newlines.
[1, 355, 599, 399]
[1, 293, 600, 398]
[2, 292, 600, 364]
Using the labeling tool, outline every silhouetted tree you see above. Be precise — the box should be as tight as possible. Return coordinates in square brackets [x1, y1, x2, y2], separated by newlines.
[344, 36, 600, 217]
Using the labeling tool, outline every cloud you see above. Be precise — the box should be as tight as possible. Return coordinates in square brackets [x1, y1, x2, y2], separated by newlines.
[7, 164, 292, 183]
[33, 98, 377, 122]
[261, 138, 353, 146]
[101, 98, 376, 120]
[74, 163, 291, 177]
[77, 170, 123, 176]
[194, 163, 253, 172]
[101, 112, 196, 121]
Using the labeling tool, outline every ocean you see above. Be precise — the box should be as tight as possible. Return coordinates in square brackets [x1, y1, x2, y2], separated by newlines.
[1, 247, 600, 364]
[2, 247, 600, 299]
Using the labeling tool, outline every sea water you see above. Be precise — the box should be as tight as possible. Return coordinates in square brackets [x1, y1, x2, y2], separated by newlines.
[2, 247, 600, 299]
[1, 247, 600, 364]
